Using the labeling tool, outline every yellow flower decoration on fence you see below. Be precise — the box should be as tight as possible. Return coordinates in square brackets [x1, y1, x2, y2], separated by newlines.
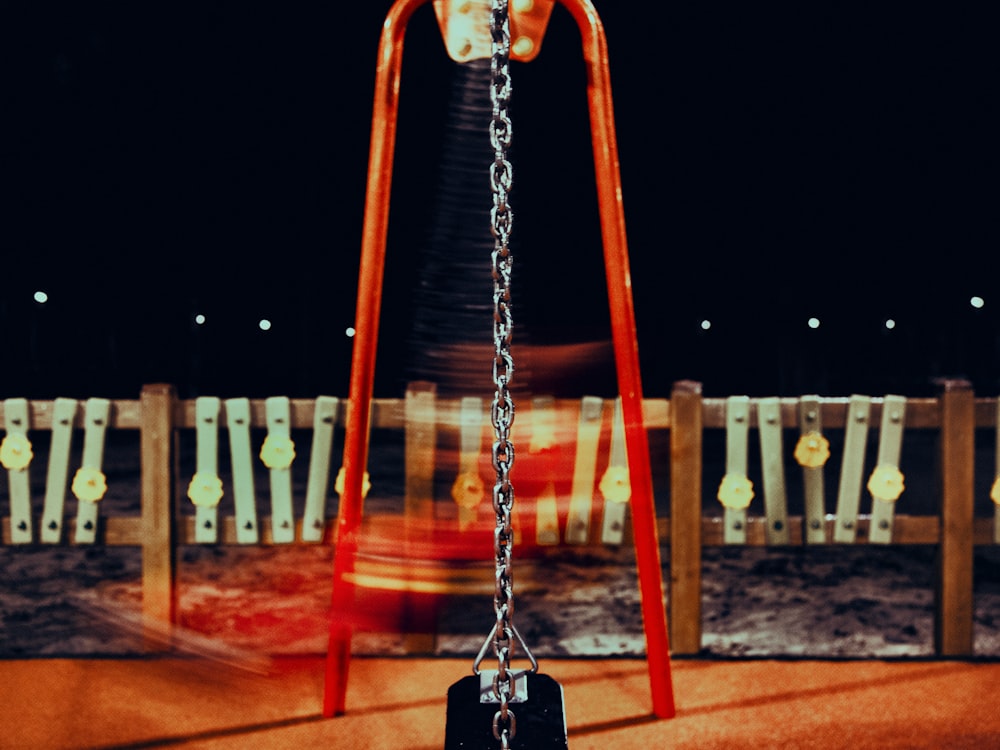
[599, 466, 632, 504]
[335, 467, 372, 499]
[451, 471, 485, 509]
[259, 435, 296, 470]
[867, 464, 905, 503]
[989, 476, 1000, 506]
[717, 473, 754, 510]
[794, 431, 830, 468]
[0, 434, 33, 471]
[72, 467, 108, 503]
[187, 472, 224, 508]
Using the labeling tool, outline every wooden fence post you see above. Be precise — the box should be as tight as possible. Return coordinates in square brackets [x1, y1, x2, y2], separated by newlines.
[140, 383, 177, 650]
[670, 380, 703, 655]
[936, 378, 974, 656]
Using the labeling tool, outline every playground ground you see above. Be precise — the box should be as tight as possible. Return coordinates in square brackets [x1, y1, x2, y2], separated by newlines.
[3, 655, 999, 749]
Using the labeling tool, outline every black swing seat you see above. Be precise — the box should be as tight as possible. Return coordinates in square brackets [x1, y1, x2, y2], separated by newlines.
[445, 671, 569, 749]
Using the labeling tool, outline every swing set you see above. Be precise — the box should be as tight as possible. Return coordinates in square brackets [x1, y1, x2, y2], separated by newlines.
[325, 0, 677, 742]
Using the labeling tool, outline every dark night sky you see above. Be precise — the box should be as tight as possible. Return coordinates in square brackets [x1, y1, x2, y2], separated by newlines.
[1, 2, 997, 401]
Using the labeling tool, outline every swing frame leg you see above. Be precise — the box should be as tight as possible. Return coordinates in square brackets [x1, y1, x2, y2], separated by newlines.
[325, 0, 676, 721]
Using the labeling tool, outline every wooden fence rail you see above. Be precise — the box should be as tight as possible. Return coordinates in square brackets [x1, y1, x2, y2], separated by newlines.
[1, 380, 997, 657]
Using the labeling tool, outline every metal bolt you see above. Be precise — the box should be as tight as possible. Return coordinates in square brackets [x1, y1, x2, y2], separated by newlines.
[512, 37, 534, 57]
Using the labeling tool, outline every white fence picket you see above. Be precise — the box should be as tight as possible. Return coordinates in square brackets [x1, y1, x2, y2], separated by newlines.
[758, 397, 790, 545]
[41, 398, 78, 543]
[2, 398, 34, 543]
[833, 395, 871, 543]
[721, 396, 751, 544]
[599, 397, 629, 545]
[869, 395, 907, 544]
[264, 396, 296, 544]
[565, 396, 603, 544]
[302, 396, 338, 542]
[225, 398, 259, 544]
[192, 397, 222, 544]
[74, 398, 110, 544]
[797, 395, 828, 544]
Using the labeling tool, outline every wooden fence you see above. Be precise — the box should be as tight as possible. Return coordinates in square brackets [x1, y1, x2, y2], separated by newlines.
[667, 378, 997, 656]
[1, 380, 998, 656]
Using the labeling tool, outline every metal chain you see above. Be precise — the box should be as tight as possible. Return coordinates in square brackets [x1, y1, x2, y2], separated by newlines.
[489, 0, 516, 746]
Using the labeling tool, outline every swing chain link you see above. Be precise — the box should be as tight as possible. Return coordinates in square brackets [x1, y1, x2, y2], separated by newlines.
[490, 0, 516, 745]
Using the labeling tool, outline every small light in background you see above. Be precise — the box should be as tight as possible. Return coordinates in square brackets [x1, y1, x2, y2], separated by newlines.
[970, 295, 985, 309]
[194, 314, 206, 326]
[807, 317, 821, 329]
[700, 319, 711, 331]
[259, 319, 272, 331]
[884, 318, 896, 330]
[33, 290, 48, 304]
[345, 327, 356, 338]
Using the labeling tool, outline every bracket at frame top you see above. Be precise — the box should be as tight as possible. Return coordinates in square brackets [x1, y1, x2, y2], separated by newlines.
[433, 0, 556, 63]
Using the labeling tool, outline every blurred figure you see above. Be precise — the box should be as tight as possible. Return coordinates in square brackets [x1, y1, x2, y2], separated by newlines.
[403, 59, 616, 400]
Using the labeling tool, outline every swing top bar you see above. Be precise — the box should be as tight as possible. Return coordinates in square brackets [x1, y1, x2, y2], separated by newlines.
[433, 0, 556, 62]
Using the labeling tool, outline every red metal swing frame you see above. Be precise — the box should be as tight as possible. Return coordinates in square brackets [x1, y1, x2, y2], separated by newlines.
[324, 0, 676, 721]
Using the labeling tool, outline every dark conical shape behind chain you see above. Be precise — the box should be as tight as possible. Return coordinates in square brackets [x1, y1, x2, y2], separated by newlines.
[405, 59, 513, 396]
